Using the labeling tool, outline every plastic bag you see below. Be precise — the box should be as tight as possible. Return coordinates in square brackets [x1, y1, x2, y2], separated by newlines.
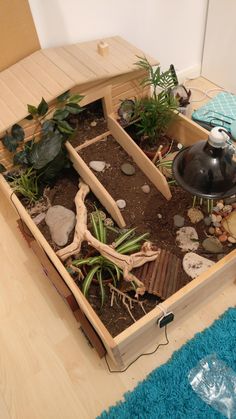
[188, 354, 236, 418]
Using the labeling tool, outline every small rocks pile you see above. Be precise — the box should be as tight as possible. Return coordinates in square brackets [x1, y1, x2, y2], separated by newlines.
[206, 200, 236, 244]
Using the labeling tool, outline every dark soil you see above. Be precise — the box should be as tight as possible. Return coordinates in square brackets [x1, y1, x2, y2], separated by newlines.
[69, 99, 108, 148]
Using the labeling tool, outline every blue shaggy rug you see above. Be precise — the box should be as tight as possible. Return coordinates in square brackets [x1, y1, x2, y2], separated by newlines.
[99, 308, 236, 418]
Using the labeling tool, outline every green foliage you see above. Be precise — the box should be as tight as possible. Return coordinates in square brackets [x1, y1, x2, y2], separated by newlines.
[8, 167, 40, 203]
[2, 124, 25, 152]
[72, 211, 149, 307]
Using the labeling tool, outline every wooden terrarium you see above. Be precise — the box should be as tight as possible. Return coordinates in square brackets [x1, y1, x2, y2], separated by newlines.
[0, 37, 235, 369]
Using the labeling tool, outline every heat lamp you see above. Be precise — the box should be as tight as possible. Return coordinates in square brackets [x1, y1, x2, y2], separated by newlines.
[172, 127, 236, 199]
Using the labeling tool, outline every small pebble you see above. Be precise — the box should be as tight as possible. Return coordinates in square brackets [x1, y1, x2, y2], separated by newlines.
[213, 221, 221, 227]
[89, 160, 106, 172]
[218, 234, 228, 242]
[223, 205, 232, 213]
[208, 227, 215, 235]
[90, 121, 97, 127]
[173, 214, 185, 228]
[157, 213, 162, 219]
[177, 143, 183, 149]
[216, 202, 224, 210]
[216, 215, 222, 222]
[141, 184, 150, 194]
[121, 163, 135, 176]
[215, 227, 222, 236]
[116, 199, 126, 209]
[204, 216, 211, 226]
[227, 236, 236, 243]
[211, 214, 217, 223]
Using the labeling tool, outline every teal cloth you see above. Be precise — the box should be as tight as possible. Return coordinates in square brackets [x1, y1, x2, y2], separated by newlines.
[99, 308, 236, 418]
[192, 92, 236, 133]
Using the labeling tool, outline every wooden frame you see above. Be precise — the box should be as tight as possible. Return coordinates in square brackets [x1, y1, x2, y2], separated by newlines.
[1, 106, 236, 368]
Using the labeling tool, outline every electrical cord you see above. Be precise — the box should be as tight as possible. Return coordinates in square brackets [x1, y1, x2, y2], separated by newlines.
[104, 324, 169, 373]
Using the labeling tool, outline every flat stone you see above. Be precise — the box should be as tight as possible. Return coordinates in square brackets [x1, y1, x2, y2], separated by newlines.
[183, 252, 215, 279]
[222, 211, 236, 239]
[174, 214, 185, 228]
[187, 207, 204, 224]
[216, 201, 224, 210]
[204, 216, 212, 226]
[45, 205, 76, 246]
[121, 163, 135, 176]
[202, 237, 223, 253]
[116, 199, 126, 209]
[141, 184, 150, 194]
[208, 227, 215, 235]
[176, 226, 199, 252]
[89, 161, 106, 172]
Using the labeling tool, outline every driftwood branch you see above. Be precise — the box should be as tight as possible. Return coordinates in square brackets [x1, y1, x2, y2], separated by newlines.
[109, 283, 147, 322]
[56, 181, 160, 295]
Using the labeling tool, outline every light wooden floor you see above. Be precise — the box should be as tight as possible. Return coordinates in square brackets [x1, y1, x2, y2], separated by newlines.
[0, 77, 235, 419]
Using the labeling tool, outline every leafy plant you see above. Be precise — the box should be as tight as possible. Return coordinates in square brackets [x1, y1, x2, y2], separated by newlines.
[72, 211, 149, 307]
[8, 167, 40, 203]
[1, 92, 84, 185]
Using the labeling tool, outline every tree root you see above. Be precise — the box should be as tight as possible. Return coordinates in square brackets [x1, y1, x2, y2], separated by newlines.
[109, 283, 147, 322]
[56, 181, 160, 296]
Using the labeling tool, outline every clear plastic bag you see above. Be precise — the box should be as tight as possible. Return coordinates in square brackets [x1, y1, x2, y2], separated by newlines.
[188, 354, 236, 418]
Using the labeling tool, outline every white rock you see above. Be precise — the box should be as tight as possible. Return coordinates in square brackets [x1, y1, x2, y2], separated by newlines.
[176, 226, 199, 252]
[183, 252, 215, 279]
[45, 205, 76, 246]
[89, 161, 106, 172]
[141, 184, 150, 194]
[157, 213, 162, 219]
[32, 212, 46, 225]
[116, 199, 126, 209]
[90, 121, 97, 127]
[222, 211, 236, 238]
[187, 207, 204, 224]
[216, 202, 224, 210]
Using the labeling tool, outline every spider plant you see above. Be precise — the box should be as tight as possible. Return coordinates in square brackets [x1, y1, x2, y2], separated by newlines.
[8, 167, 40, 203]
[72, 211, 149, 307]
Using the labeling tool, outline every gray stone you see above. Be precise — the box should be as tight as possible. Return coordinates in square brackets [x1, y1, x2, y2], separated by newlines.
[176, 226, 199, 252]
[173, 214, 185, 228]
[141, 184, 150, 194]
[45, 205, 76, 246]
[202, 237, 223, 253]
[121, 163, 135, 176]
[89, 161, 106, 172]
[183, 252, 215, 279]
[204, 216, 212, 226]
[116, 199, 126, 209]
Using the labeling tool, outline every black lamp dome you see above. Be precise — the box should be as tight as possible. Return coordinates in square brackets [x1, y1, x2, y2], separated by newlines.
[172, 127, 236, 199]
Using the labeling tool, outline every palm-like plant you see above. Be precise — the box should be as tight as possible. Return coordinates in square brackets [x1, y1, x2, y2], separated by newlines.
[72, 211, 148, 306]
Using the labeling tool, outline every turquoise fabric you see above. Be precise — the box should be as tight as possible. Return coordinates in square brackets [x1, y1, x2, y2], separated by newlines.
[192, 92, 236, 133]
[99, 308, 236, 418]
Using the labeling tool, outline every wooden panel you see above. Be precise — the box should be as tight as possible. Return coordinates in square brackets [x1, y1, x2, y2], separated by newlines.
[108, 116, 172, 200]
[167, 112, 209, 145]
[0, 0, 40, 71]
[64, 44, 108, 78]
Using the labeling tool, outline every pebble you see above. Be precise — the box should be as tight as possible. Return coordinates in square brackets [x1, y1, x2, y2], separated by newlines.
[45, 205, 76, 246]
[222, 211, 236, 238]
[213, 221, 221, 227]
[223, 205, 232, 213]
[177, 143, 183, 149]
[211, 214, 217, 223]
[202, 237, 223, 253]
[116, 199, 126, 209]
[89, 160, 106, 172]
[121, 163, 135, 176]
[228, 236, 236, 244]
[208, 227, 215, 235]
[104, 218, 114, 227]
[90, 121, 97, 127]
[214, 227, 222, 236]
[157, 213, 162, 219]
[218, 234, 228, 242]
[176, 226, 199, 252]
[216, 202, 224, 210]
[216, 215, 222, 222]
[187, 207, 204, 224]
[141, 184, 150, 194]
[204, 216, 212, 226]
[183, 252, 215, 279]
[173, 214, 185, 228]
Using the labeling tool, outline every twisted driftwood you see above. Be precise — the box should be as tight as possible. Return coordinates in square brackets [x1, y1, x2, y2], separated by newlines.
[57, 181, 160, 295]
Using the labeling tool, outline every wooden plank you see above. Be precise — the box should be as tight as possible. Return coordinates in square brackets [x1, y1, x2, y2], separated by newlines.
[167, 112, 209, 145]
[78, 40, 122, 74]
[0, 79, 27, 117]
[115, 250, 236, 365]
[107, 116, 172, 200]
[66, 141, 126, 228]
[0, 174, 118, 364]
[0, 68, 38, 106]
[114, 36, 159, 66]
[64, 44, 108, 78]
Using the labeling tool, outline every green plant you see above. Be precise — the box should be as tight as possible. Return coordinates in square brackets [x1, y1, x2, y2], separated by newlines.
[72, 211, 149, 307]
[131, 57, 178, 145]
[1, 92, 84, 183]
[8, 167, 40, 203]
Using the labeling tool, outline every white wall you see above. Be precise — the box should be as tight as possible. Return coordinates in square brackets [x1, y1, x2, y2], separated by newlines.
[29, 0, 207, 77]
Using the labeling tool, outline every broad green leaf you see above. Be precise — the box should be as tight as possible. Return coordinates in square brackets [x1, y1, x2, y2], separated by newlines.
[57, 120, 74, 135]
[117, 243, 141, 254]
[91, 212, 100, 240]
[65, 103, 83, 115]
[37, 98, 48, 116]
[13, 149, 30, 166]
[114, 227, 136, 247]
[53, 109, 70, 121]
[29, 132, 63, 169]
[68, 94, 84, 104]
[0, 163, 6, 173]
[57, 90, 70, 102]
[42, 120, 55, 134]
[36, 146, 69, 181]
[2, 134, 18, 152]
[82, 265, 100, 297]
[27, 104, 38, 116]
[116, 232, 149, 253]
[25, 114, 34, 120]
[11, 124, 25, 142]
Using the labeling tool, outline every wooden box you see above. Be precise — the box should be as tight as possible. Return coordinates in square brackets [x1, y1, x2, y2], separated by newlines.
[0, 38, 236, 369]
